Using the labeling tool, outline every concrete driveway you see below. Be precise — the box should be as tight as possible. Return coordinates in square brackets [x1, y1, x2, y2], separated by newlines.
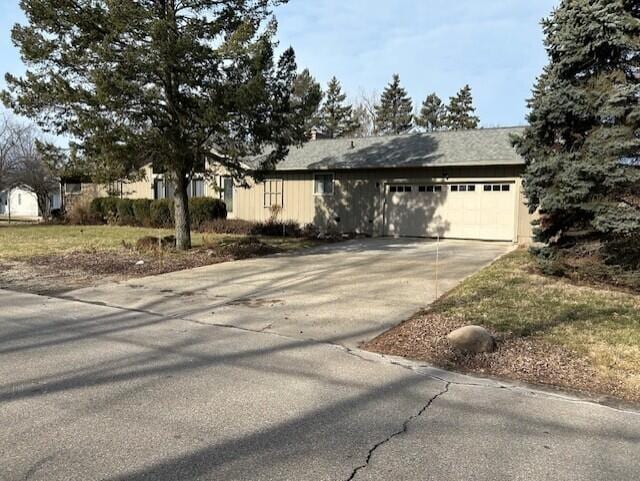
[60, 238, 511, 347]
[1, 239, 639, 481]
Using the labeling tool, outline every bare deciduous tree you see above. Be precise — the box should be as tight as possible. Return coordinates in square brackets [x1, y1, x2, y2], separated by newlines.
[0, 116, 60, 219]
[351, 88, 380, 137]
[0, 115, 20, 191]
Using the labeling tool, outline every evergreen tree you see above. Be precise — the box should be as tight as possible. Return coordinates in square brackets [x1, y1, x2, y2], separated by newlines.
[319, 77, 360, 138]
[291, 69, 323, 139]
[445, 85, 480, 130]
[513, 0, 640, 251]
[375, 74, 413, 135]
[416, 93, 446, 131]
[2, 0, 303, 250]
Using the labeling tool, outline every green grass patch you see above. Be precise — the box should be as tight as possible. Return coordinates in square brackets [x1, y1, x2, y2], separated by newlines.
[433, 249, 640, 390]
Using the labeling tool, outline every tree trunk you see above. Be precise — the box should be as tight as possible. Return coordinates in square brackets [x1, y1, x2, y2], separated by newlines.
[172, 172, 191, 250]
[36, 191, 50, 221]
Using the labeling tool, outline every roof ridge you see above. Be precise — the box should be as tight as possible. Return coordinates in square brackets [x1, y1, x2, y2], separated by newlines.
[307, 126, 526, 143]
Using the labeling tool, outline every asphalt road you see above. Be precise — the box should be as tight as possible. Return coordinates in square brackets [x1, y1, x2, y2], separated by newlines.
[1, 239, 638, 480]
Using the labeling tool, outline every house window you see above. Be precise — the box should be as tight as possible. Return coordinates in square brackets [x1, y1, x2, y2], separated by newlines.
[17, 193, 21, 205]
[65, 183, 81, 194]
[493, 185, 501, 191]
[501, 184, 511, 192]
[451, 184, 475, 192]
[264, 178, 283, 208]
[187, 178, 205, 198]
[192, 179, 205, 197]
[222, 177, 234, 212]
[314, 173, 334, 195]
[389, 185, 413, 193]
[154, 178, 166, 199]
[419, 186, 426, 192]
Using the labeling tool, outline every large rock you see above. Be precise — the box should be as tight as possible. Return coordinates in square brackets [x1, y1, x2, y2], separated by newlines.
[446, 325, 496, 354]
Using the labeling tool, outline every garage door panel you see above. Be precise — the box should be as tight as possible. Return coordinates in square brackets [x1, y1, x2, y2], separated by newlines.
[385, 182, 515, 241]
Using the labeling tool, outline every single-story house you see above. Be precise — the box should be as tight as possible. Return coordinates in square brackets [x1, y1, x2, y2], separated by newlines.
[51, 127, 535, 243]
[0, 186, 61, 221]
[211, 127, 535, 244]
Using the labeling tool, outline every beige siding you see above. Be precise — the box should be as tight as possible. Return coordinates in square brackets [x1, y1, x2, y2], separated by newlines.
[63, 183, 108, 210]
[122, 165, 154, 199]
[213, 164, 537, 243]
[516, 178, 538, 245]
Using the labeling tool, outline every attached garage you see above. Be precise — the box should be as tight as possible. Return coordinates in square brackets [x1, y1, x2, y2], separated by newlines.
[217, 127, 536, 244]
[385, 181, 517, 241]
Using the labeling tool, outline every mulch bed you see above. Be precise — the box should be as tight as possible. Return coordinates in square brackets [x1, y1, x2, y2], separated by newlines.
[363, 312, 635, 403]
[0, 238, 279, 295]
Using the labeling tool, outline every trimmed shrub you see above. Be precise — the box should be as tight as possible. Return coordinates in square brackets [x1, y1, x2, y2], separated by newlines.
[87, 197, 226, 229]
[101, 197, 120, 224]
[132, 199, 153, 227]
[89, 197, 105, 221]
[189, 197, 227, 230]
[89, 197, 119, 223]
[150, 199, 173, 228]
[116, 199, 135, 225]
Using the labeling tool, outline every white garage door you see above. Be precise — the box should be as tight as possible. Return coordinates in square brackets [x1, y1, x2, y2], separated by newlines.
[385, 182, 516, 241]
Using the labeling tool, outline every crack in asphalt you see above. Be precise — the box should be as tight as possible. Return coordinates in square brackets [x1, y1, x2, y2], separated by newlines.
[23, 454, 57, 481]
[344, 382, 451, 481]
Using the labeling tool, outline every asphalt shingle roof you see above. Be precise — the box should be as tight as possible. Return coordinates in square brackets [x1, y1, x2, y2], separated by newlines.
[254, 126, 525, 171]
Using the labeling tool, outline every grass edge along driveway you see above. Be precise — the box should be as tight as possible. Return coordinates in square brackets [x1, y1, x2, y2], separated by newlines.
[365, 249, 640, 403]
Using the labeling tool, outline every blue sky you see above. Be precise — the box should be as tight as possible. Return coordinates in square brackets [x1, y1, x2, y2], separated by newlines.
[1, 0, 558, 128]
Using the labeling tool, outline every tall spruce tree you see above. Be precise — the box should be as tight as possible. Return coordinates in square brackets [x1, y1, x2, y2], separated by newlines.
[319, 77, 359, 138]
[291, 69, 323, 139]
[416, 93, 446, 131]
[514, 0, 640, 251]
[445, 85, 480, 130]
[375, 74, 413, 134]
[2, 0, 304, 250]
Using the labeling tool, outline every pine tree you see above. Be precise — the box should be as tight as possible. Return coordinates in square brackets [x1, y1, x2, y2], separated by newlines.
[291, 69, 323, 139]
[445, 85, 480, 130]
[416, 93, 446, 131]
[319, 77, 360, 138]
[2, 0, 303, 250]
[513, 0, 640, 252]
[375, 74, 413, 135]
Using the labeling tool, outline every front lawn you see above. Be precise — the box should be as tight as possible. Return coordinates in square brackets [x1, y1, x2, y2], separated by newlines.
[364, 250, 640, 403]
[0, 224, 315, 258]
[0, 224, 320, 294]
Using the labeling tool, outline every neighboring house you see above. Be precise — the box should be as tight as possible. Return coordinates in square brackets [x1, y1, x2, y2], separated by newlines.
[210, 127, 536, 244]
[0, 186, 61, 221]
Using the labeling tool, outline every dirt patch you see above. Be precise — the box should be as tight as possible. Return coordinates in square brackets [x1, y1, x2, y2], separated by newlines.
[0, 238, 280, 295]
[363, 312, 637, 403]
